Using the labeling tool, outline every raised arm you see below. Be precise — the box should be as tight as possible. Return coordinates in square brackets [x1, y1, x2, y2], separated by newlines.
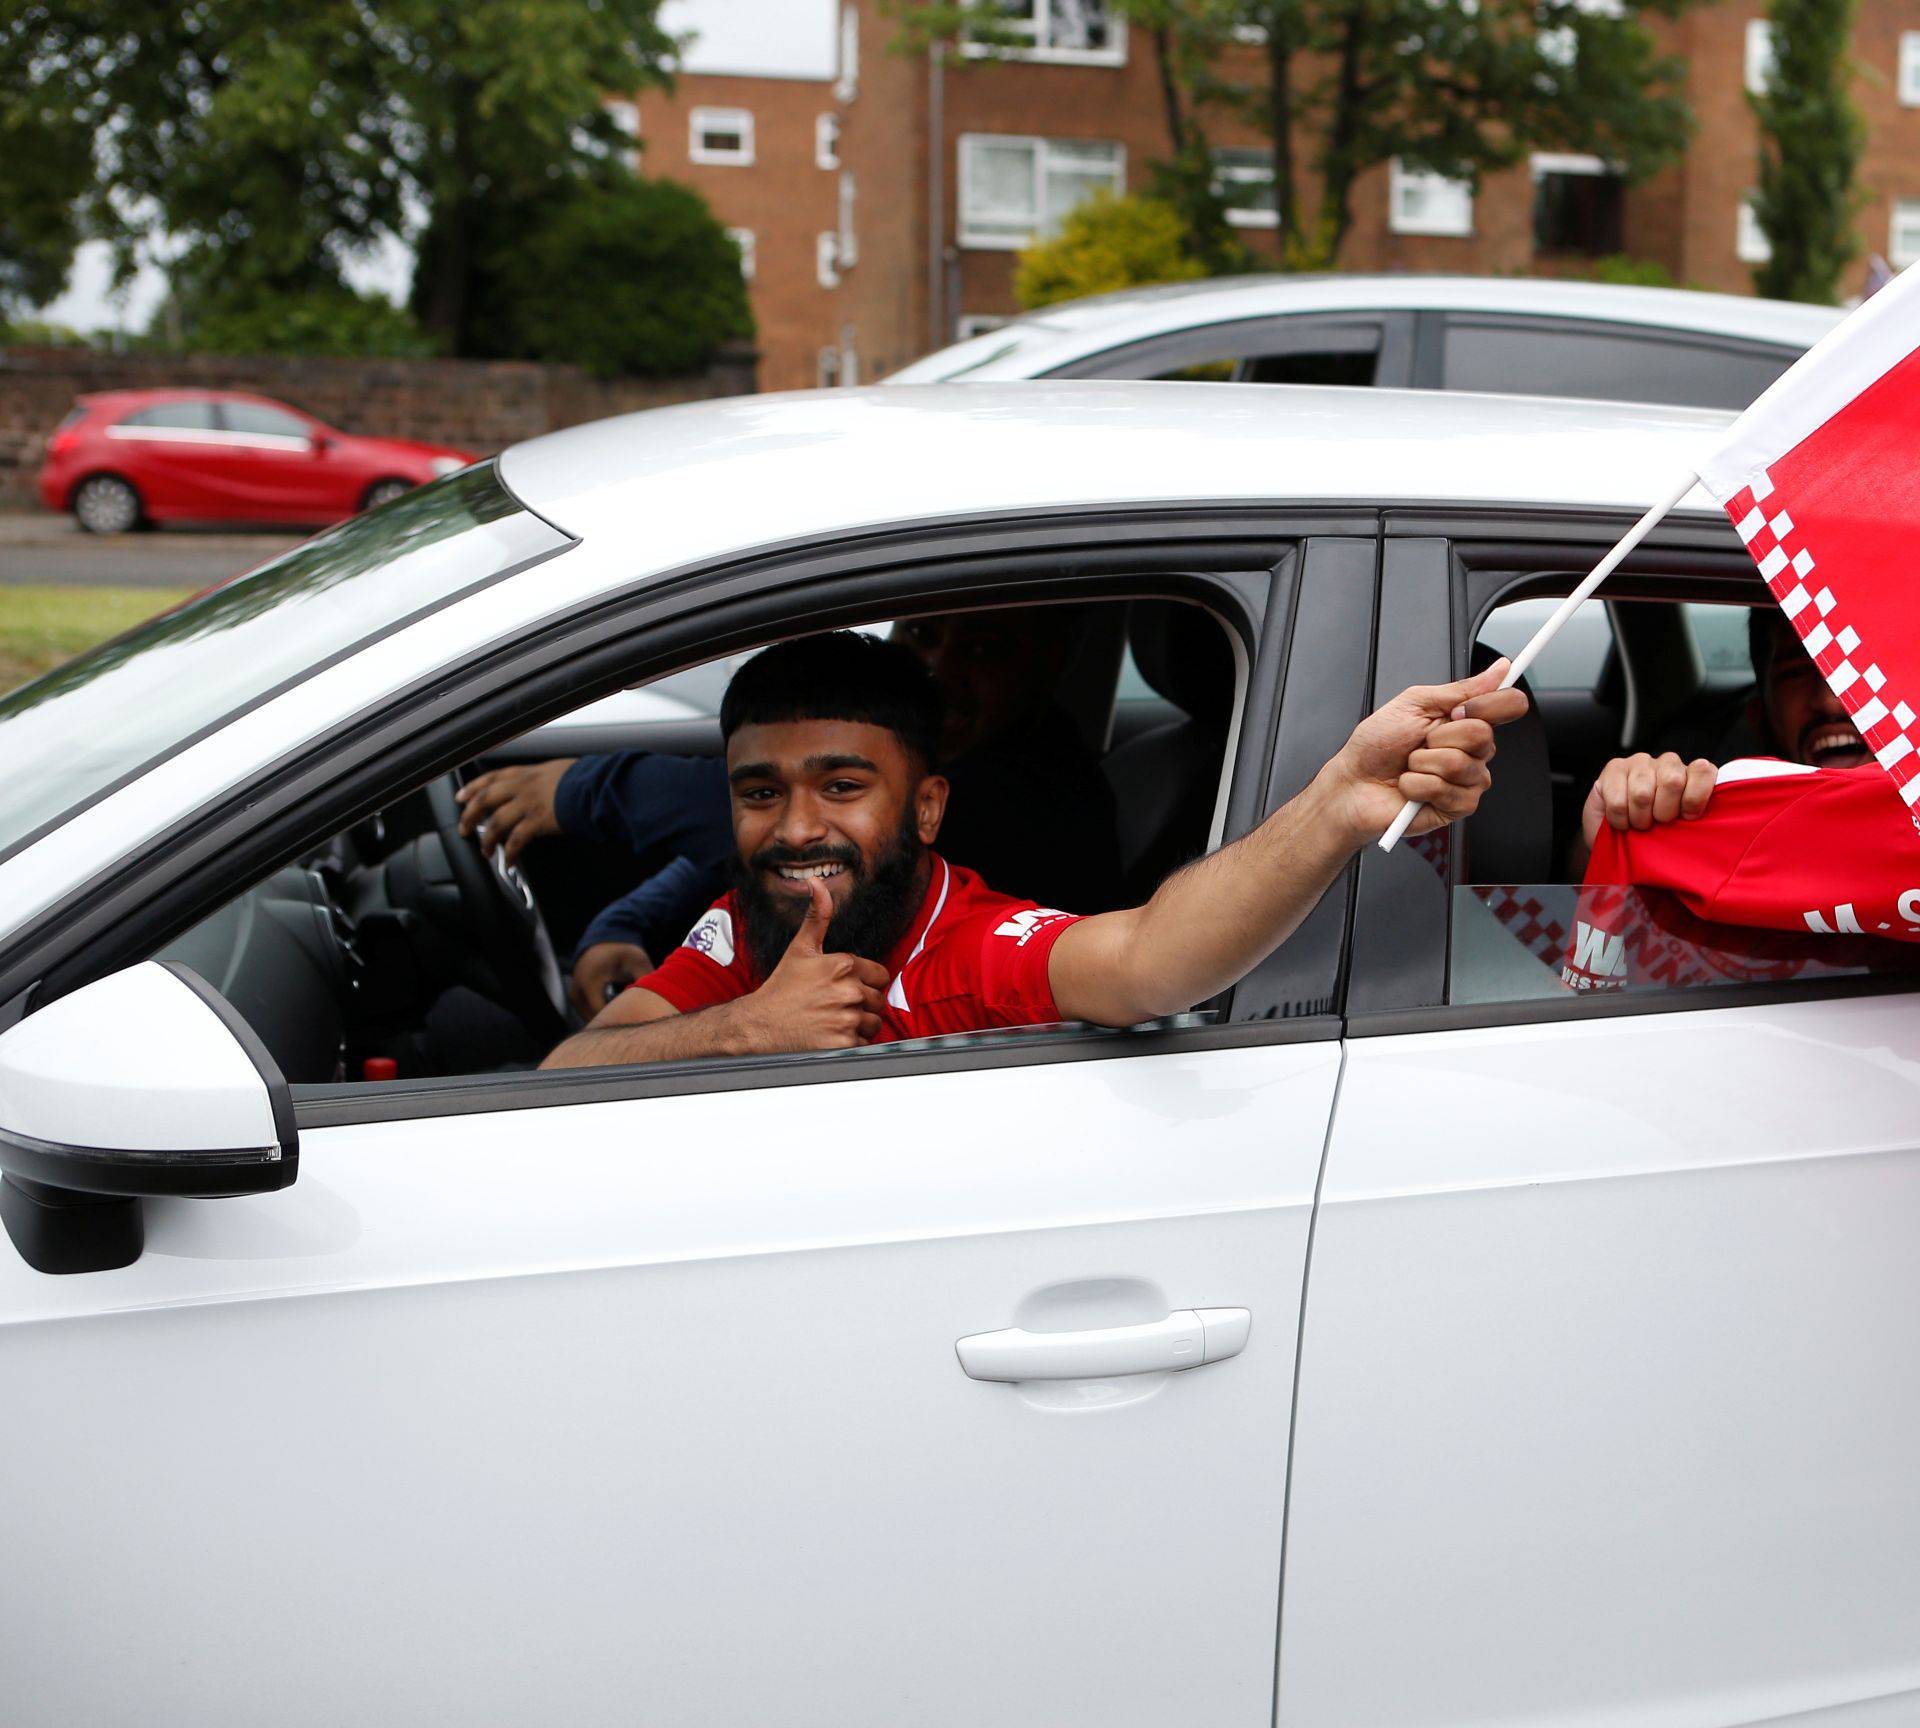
[1048, 661, 1528, 1027]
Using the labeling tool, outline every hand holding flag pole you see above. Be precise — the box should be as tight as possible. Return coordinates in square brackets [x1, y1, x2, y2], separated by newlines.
[1377, 467, 1703, 852]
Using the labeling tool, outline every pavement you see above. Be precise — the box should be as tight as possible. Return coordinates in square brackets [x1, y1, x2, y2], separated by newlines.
[0, 511, 303, 588]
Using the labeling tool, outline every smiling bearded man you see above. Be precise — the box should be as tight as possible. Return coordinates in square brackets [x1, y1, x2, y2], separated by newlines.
[541, 629, 1523, 1067]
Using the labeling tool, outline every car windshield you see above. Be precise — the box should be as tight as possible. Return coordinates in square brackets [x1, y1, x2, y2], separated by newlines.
[0, 462, 572, 864]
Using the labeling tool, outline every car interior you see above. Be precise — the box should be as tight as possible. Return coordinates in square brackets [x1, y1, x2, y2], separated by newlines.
[154, 595, 1242, 1087]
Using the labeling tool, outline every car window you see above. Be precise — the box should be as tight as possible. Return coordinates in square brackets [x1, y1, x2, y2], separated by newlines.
[1441, 319, 1796, 410]
[0, 463, 570, 863]
[221, 400, 313, 440]
[119, 401, 220, 431]
[1454, 589, 1917, 1008]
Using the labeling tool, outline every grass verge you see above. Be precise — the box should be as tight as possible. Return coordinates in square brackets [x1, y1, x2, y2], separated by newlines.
[0, 585, 193, 696]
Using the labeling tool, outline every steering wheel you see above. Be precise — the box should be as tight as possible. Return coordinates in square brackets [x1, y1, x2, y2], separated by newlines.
[423, 771, 570, 1033]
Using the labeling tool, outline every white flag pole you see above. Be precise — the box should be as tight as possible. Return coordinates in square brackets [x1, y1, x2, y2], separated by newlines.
[1377, 466, 1703, 852]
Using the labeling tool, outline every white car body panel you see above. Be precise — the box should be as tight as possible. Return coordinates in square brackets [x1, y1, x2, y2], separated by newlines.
[1280, 997, 1920, 1726]
[886, 275, 1845, 385]
[2, 1042, 1338, 1725]
[0, 385, 1729, 940]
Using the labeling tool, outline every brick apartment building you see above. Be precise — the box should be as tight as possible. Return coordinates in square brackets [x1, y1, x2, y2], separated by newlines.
[635, 1, 1920, 392]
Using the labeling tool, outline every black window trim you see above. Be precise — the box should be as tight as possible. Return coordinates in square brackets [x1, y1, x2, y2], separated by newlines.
[0, 502, 1382, 1122]
[1431, 312, 1804, 399]
[1344, 507, 1920, 1034]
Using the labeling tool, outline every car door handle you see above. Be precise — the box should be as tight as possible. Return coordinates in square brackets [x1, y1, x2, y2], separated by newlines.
[955, 1308, 1251, 1382]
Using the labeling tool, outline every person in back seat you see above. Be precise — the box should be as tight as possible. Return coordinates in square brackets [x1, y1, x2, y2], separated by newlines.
[1575, 607, 1869, 864]
[457, 611, 1121, 1014]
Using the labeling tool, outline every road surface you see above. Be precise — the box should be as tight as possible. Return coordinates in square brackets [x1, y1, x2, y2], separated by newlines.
[0, 512, 302, 589]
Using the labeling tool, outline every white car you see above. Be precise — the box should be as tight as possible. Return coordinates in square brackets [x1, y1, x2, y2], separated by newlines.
[2, 385, 1916, 1728]
[888, 273, 1844, 411]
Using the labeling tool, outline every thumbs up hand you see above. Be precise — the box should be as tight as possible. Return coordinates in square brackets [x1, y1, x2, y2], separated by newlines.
[744, 877, 891, 1051]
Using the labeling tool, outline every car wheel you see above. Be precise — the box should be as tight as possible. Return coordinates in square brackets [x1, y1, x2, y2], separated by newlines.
[72, 474, 142, 535]
[361, 478, 413, 511]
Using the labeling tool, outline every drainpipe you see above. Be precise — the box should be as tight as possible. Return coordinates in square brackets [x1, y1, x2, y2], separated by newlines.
[927, 49, 946, 350]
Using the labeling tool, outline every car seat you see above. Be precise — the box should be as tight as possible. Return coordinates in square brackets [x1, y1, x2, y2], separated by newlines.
[1460, 642, 1553, 884]
[1101, 601, 1234, 902]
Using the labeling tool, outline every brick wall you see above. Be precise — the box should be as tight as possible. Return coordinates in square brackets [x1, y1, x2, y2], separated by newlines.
[0, 345, 756, 507]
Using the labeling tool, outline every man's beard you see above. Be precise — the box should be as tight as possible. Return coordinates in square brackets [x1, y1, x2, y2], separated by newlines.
[733, 807, 927, 981]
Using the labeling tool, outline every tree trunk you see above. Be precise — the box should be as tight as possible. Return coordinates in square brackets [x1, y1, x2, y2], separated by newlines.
[1265, 9, 1294, 258]
[1316, 3, 1368, 266]
[419, 194, 472, 350]
[1151, 24, 1189, 156]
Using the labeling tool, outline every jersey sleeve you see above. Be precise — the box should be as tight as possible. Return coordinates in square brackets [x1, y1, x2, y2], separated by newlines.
[970, 905, 1084, 1026]
[627, 901, 751, 1015]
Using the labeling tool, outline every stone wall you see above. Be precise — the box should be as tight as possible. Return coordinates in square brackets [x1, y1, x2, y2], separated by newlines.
[0, 345, 757, 507]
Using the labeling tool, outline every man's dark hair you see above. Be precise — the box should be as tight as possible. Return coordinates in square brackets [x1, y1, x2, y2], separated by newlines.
[720, 630, 944, 768]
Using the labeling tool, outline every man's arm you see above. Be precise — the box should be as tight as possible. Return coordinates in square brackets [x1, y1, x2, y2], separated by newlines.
[1048, 662, 1529, 1027]
[541, 880, 890, 1069]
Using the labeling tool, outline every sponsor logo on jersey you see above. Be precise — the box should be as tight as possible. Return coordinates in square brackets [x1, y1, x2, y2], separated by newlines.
[683, 907, 736, 967]
[992, 907, 1069, 947]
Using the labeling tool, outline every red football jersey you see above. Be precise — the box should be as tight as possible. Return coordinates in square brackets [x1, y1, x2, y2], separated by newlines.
[632, 854, 1084, 1040]
[1563, 758, 1920, 990]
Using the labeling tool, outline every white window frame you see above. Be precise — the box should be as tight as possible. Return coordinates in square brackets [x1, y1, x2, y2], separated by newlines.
[961, 0, 1127, 67]
[1388, 158, 1474, 237]
[1745, 19, 1774, 95]
[689, 106, 754, 167]
[1736, 195, 1771, 264]
[816, 112, 842, 169]
[956, 133, 1125, 251]
[835, 5, 860, 103]
[1891, 200, 1920, 270]
[1211, 147, 1278, 229]
[1900, 31, 1920, 106]
[838, 171, 858, 267]
[817, 231, 842, 289]
[1531, 151, 1612, 180]
[1538, 0, 1621, 68]
[726, 227, 756, 282]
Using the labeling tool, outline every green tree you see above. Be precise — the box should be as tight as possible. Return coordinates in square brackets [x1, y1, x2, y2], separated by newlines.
[0, 25, 94, 317]
[0, 1, 678, 348]
[159, 278, 439, 359]
[1750, 0, 1863, 304]
[895, 0, 1698, 271]
[451, 176, 753, 377]
[1015, 191, 1207, 308]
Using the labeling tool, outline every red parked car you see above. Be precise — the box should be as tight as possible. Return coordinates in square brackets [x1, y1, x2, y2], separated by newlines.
[36, 389, 477, 534]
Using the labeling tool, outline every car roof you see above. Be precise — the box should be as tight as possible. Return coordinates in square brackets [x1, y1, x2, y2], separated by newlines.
[500, 382, 1734, 560]
[883, 274, 1846, 383]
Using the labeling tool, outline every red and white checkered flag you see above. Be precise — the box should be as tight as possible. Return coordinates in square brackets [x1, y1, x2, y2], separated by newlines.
[1698, 262, 1920, 826]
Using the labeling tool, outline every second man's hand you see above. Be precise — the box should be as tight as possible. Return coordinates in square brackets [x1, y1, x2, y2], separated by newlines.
[570, 940, 654, 1019]
[456, 758, 577, 864]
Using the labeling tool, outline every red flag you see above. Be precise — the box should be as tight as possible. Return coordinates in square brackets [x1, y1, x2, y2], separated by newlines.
[1697, 262, 1920, 827]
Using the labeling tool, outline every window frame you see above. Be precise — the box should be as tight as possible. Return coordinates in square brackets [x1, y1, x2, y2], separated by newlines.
[1210, 146, 1278, 229]
[688, 106, 754, 167]
[1041, 311, 1414, 387]
[1745, 18, 1774, 95]
[959, 0, 1128, 67]
[1901, 31, 1920, 107]
[1736, 193, 1771, 264]
[726, 227, 756, 283]
[956, 132, 1125, 251]
[1341, 511, 1920, 1033]
[1891, 199, 1920, 271]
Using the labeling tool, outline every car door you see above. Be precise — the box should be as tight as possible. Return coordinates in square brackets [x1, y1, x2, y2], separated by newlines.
[104, 398, 232, 514]
[214, 397, 342, 520]
[1276, 525, 1920, 1726]
[0, 527, 1376, 1727]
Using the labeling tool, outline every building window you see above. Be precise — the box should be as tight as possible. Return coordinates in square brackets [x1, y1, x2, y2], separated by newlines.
[727, 227, 757, 282]
[816, 112, 842, 169]
[838, 171, 858, 267]
[836, 5, 859, 102]
[1900, 32, 1920, 106]
[964, 0, 1126, 65]
[1531, 152, 1624, 254]
[1538, 0, 1622, 68]
[817, 231, 842, 289]
[957, 134, 1125, 249]
[1736, 195, 1771, 264]
[1389, 159, 1474, 236]
[1892, 200, 1920, 269]
[1745, 19, 1774, 95]
[1211, 148, 1278, 228]
[605, 99, 640, 173]
[690, 107, 753, 166]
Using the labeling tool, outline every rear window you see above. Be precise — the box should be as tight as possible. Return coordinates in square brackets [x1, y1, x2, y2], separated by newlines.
[221, 401, 311, 440]
[1442, 320, 1796, 410]
[119, 402, 219, 431]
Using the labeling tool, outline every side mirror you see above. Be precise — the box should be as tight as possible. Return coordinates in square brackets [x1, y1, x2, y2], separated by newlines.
[0, 963, 297, 1274]
[311, 431, 335, 455]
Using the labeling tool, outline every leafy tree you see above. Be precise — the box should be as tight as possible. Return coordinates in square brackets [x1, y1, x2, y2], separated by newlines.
[452, 176, 753, 378]
[1750, 0, 1862, 304]
[1015, 191, 1207, 308]
[0, 26, 93, 316]
[159, 278, 439, 359]
[0, 1, 678, 347]
[894, 0, 1699, 270]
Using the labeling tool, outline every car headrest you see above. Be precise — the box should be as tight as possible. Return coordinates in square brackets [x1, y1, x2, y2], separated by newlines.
[1128, 601, 1233, 726]
[1461, 640, 1552, 885]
